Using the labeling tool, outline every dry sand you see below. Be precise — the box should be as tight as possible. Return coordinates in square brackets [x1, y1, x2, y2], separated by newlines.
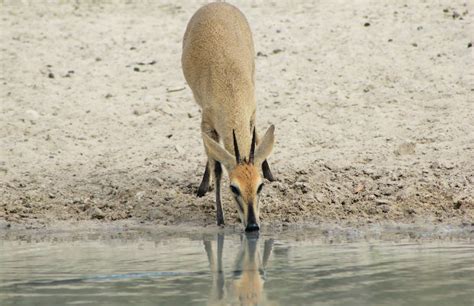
[1, 1, 473, 230]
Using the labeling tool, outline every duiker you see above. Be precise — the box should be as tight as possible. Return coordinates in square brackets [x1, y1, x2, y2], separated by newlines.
[182, 3, 276, 231]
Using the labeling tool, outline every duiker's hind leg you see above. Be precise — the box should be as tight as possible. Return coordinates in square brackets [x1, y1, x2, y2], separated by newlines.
[197, 161, 212, 197]
[254, 125, 276, 181]
[201, 120, 224, 225]
[197, 120, 218, 197]
[262, 160, 275, 182]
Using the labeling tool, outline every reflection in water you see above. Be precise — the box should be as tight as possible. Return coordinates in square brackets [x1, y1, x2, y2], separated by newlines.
[0, 229, 473, 306]
[204, 233, 274, 306]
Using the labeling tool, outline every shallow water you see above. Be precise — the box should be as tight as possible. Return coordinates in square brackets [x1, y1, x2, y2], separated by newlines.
[0, 227, 473, 306]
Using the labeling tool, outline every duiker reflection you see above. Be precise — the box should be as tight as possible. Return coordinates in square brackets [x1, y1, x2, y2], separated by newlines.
[204, 233, 275, 306]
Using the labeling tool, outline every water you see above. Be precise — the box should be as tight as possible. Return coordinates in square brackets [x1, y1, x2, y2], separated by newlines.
[0, 226, 473, 306]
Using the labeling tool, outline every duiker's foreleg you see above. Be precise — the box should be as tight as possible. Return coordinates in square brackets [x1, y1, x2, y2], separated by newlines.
[214, 161, 224, 225]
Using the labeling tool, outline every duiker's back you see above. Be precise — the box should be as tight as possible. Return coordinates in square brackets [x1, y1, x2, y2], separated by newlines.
[181, 2, 255, 108]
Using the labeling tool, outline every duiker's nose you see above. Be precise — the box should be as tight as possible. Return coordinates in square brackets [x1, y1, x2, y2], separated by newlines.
[245, 223, 260, 232]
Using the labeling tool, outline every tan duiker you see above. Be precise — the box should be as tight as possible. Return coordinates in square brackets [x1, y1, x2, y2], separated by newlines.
[182, 3, 275, 231]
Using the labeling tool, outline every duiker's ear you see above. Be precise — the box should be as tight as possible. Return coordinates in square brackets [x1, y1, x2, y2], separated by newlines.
[255, 125, 275, 166]
[202, 133, 236, 170]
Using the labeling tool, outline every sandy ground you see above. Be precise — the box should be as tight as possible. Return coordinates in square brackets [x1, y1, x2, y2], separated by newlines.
[1, 1, 473, 230]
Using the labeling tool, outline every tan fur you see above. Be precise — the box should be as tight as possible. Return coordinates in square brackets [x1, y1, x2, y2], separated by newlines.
[182, 3, 275, 228]
[229, 164, 260, 200]
[182, 2, 256, 156]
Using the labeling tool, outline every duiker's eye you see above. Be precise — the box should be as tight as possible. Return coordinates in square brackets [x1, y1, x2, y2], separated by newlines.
[230, 185, 241, 196]
[257, 183, 264, 194]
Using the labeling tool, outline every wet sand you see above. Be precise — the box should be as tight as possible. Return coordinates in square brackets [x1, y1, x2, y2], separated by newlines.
[1, 1, 473, 229]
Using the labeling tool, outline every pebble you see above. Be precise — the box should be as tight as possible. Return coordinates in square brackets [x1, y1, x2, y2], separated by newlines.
[394, 142, 416, 156]
[135, 191, 146, 200]
[314, 193, 324, 202]
[25, 109, 39, 121]
[88, 207, 105, 219]
[375, 198, 390, 205]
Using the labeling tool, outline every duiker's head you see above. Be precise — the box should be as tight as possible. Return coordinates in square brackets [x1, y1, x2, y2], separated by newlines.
[203, 125, 275, 232]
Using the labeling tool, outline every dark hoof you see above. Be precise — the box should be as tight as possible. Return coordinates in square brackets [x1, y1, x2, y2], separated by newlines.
[264, 173, 276, 182]
[197, 187, 207, 197]
[262, 160, 276, 182]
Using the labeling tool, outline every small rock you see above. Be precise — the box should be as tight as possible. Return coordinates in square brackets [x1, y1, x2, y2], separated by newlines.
[133, 67, 140, 72]
[314, 193, 324, 202]
[275, 182, 288, 193]
[380, 187, 393, 196]
[48, 72, 55, 79]
[272, 49, 283, 54]
[296, 169, 308, 175]
[468, 42, 472, 48]
[323, 161, 337, 171]
[135, 191, 146, 200]
[175, 144, 184, 154]
[394, 142, 416, 156]
[411, 43, 418, 47]
[354, 183, 365, 193]
[25, 109, 40, 121]
[364, 22, 370, 27]
[256, 51, 267, 57]
[454, 197, 473, 209]
[380, 205, 390, 213]
[375, 198, 390, 205]
[88, 207, 105, 219]
[295, 182, 310, 193]
[73, 198, 83, 204]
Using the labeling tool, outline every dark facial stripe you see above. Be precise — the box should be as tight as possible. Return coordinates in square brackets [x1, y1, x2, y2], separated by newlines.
[235, 197, 244, 212]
